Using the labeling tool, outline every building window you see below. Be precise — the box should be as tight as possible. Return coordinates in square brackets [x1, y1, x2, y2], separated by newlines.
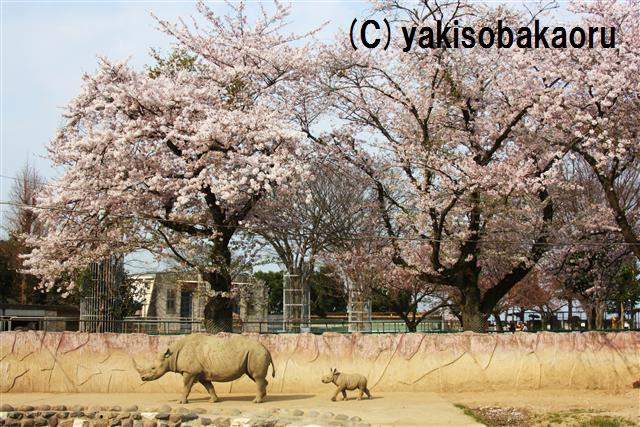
[166, 289, 176, 314]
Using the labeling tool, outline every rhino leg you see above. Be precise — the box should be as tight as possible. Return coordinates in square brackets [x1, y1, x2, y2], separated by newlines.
[253, 377, 267, 403]
[199, 379, 219, 403]
[181, 373, 196, 404]
[364, 387, 372, 399]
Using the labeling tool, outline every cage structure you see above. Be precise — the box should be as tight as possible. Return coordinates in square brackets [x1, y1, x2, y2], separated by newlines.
[282, 273, 310, 333]
[79, 255, 126, 332]
[345, 275, 372, 333]
[348, 291, 372, 332]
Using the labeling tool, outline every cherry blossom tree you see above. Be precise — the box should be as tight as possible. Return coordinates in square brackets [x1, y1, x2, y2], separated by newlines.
[327, 239, 451, 332]
[311, 0, 640, 331]
[544, 152, 637, 330]
[24, 1, 315, 331]
[550, 0, 640, 260]
[557, 242, 633, 329]
[499, 269, 565, 330]
[22, 0, 639, 334]
[313, 1, 565, 330]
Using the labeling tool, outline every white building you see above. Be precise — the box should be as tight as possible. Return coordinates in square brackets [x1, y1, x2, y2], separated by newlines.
[130, 272, 269, 332]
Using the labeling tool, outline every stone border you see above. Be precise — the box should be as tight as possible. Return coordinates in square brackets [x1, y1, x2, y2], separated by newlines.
[0, 404, 370, 427]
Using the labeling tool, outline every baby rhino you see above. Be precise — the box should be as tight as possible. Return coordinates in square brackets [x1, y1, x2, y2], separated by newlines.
[321, 368, 371, 401]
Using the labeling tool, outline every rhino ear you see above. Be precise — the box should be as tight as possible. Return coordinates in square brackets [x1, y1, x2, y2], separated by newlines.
[163, 349, 173, 358]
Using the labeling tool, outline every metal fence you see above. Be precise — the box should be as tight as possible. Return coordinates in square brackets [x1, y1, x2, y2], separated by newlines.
[492, 309, 640, 332]
[0, 316, 460, 334]
[2, 314, 638, 335]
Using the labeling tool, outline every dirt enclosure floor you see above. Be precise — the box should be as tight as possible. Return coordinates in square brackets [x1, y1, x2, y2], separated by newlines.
[2, 390, 638, 426]
[1, 392, 482, 426]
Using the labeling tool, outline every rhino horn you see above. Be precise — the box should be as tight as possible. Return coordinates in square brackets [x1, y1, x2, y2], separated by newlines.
[132, 358, 143, 374]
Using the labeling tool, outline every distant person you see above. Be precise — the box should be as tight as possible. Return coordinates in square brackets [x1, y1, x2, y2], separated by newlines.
[509, 321, 516, 332]
[611, 316, 619, 330]
[516, 321, 527, 332]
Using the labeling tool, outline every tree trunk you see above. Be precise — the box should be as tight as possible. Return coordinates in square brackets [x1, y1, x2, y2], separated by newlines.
[451, 310, 463, 329]
[539, 310, 547, 331]
[492, 310, 504, 331]
[619, 302, 624, 325]
[586, 307, 595, 330]
[567, 298, 573, 330]
[460, 286, 484, 332]
[597, 172, 640, 261]
[595, 301, 605, 330]
[202, 271, 233, 333]
[20, 273, 27, 304]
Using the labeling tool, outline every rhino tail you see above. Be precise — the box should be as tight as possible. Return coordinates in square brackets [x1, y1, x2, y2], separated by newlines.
[270, 358, 276, 378]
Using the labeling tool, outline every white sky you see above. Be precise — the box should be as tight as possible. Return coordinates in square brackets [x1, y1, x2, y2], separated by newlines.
[0, 1, 363, 179]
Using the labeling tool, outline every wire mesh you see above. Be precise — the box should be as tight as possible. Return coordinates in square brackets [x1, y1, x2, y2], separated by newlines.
[282, 273, 310, 333]
[79, 255, 125, 332]
[348, 289, 372, 333]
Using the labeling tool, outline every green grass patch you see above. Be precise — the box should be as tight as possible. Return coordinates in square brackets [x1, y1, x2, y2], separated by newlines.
[536, 411, 635, 427]
[577, 415, 635, 427]
[454, 403, 491, 426]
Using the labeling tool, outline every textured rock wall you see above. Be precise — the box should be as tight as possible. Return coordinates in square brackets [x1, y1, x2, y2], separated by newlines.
[1, 331, 638, 394]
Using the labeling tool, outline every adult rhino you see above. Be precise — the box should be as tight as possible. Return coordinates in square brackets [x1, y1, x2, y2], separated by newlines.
[133, 334, 275, 403]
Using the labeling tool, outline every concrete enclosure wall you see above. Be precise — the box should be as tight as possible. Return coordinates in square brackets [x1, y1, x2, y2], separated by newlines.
[1, 331, 638, 394]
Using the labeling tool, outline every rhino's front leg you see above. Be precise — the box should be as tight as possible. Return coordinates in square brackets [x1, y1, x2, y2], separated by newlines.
[200, 379, 219, 403]
[331, 388, 341, 402]
[181, 373, 196, 404]
[341, 389, 347, 401]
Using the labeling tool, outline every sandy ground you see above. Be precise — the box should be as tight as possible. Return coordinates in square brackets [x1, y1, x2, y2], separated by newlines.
[3, 390, 638, 425]
[0, 392, 483, 426]
[441, 389, 640, 422]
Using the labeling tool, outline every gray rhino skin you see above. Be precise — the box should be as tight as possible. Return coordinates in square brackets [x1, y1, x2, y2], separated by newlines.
[134, 334, 275, 404]
[321, 368, 371, 401]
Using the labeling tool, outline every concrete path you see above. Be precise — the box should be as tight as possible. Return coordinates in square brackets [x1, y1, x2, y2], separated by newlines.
[1, 392, 482, 426]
